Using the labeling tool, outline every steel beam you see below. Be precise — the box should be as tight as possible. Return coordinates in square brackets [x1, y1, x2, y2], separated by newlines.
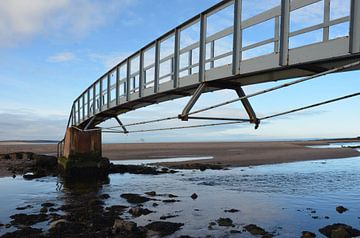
[232, 0, 242, 75]
[350, 0, 360, 53]
[179, 83, 207, 121]
[84, 116, 96, 130]
[174, 28, 180, 88]
[154, 40, 160, 93]
[199, 14, 207, 82]
[116, 66, 120, 105]
[279, 0, 290, 66]
[114, 116, 129, 134]
[235, 87, 260, 129]
[139, 50, 145, 97]
[126, 59, 131, 101]
[323, 0, 330, 41]
[107, 74, 111, 108]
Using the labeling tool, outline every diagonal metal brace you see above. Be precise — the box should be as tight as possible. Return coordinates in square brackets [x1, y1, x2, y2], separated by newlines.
[234, 87, 260, 129]
[114, 116, 129, 134]
[84, 116, 96, 130]
[178, 83, 207, 121]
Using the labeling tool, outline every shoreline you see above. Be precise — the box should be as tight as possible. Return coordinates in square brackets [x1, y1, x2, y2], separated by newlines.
[0, 139, 359, 177]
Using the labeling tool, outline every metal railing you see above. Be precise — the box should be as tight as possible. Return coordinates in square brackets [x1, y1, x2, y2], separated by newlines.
[66, 0, 358, 128]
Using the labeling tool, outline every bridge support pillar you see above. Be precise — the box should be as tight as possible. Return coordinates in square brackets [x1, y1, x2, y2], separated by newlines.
[58, 127, 108, 177]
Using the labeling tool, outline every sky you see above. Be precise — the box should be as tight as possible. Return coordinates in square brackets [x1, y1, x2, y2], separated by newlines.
[0, 0, 359, 143]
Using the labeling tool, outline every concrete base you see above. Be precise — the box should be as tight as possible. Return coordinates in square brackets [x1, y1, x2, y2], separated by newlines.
[58, 127, 108, 177]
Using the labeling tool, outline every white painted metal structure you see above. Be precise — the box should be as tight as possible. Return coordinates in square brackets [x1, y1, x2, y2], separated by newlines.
[67, 0, 360, 130]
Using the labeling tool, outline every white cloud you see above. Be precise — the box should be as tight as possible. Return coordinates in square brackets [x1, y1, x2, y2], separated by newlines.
[0, 0, 138, 47]
[48, 52, 76, 63]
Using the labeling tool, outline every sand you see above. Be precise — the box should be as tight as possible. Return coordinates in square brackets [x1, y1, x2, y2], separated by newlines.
[0, 139, 359, 177]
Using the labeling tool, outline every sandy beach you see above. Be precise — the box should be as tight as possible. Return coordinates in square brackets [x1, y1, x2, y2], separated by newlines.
[0, 139, 359, 177]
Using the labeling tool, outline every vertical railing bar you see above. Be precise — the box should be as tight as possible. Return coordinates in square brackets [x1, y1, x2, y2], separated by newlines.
[154, 40, 160, 93]
[274, 16, 280, 53]
[99, 78, 103, 111]
[77, 99, 80, 125]
[279, 0, 290, 66]
[107, 74, 111, 108]
[87, 90, 90, 118]
[72, 104, 76, 126]
[188, 50, 193, 75]
[126, 59, 131, 101]
[323, 0, 330, 42]
[139, 50, 145, 97]
[199, 13, 207, 82]
[82, 93, 85, 121]
[174, 28, 180, 88]
[232, 0, 242, 75]
[116, 66, 120, 105]
[350, 0, 360, 53]
[210, 40, 215, 69]
[93, 85, 96, 114]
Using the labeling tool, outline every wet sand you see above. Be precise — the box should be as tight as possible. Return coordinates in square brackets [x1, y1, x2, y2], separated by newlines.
[0, 139, 359, 177]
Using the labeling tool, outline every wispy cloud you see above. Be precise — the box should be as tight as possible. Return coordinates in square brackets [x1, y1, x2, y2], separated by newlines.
[0, 0, 138, 47]
[48, 52, 75, 63]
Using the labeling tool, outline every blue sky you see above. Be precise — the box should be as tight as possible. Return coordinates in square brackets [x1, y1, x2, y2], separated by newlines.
[0, 0, 359, 142]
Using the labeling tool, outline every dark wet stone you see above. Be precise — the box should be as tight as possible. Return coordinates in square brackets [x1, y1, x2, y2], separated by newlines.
[40, 207, 48, 213]
[110, 164, 160, 175]
[163, 199, 180, 203]
[48, 208, 58, 212]
[48, 219, 86, 236]
[112, 219, 147, 238]
[100, 193, 110, 199]
[336, 206, 348, 214]
[10, 213, 48, 226]
[168, 194, 178, 198]
[312, 216, 319, 219]
[16, 205, 33, 210]
[325, 216, 330, 219]
[1, 227, 43, 238]
[145, 191, 156, 196]
[106, 205, 128, 215]
[129, 207, 153, 217]
[41, 202, 55, 207]
[209, 222, 216, 226]
[89, 199, 105, 207]
[230, 230, 242, 234]
[121, 193, 151, 204]
[12, 174, 16, 178]
[244, 224, 272, 237]
[160, 214, 178, 220]
[319, 223, 360, 238]
[301, 231, 316, 238]
[190, 193, 198, 200]
[178, 236, 194, 238]
[217, 218, 233, 227]
[145, 221, 184, 236]
[225, 208, 239, 213]
[153, 203, 159, 207]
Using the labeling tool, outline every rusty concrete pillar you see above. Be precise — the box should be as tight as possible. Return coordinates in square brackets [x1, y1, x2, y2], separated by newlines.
[59, 127, 108, 177]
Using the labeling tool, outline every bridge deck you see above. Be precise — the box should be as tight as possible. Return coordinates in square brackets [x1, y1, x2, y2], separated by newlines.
[67, 0, 360, 129]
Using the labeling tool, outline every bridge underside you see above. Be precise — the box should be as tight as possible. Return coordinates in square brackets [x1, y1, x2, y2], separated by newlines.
[80, 54, 360, 129]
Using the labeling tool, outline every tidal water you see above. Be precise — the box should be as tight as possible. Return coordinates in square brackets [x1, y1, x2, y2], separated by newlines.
[0, 143, 360, 237]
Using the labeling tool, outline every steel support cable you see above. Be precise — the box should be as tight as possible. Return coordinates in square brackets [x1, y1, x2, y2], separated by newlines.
[186, 61, 360, 117]
[102, 115, 179, 130]
[101, 91, 360, 134]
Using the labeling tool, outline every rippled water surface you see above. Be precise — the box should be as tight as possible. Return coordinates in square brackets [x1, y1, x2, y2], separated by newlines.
[1, 143, 360, 237]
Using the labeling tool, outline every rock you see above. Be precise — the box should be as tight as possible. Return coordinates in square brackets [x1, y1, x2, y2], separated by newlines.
[41, 202, 55, 207]
[163, 199, 180, 203]
[224, 209, 239, 213]
[301, 231, 316, 238]
[1, 227, 43, 238]
[168, 194, 178, 198]
[16, 205, 33, 210]
[336, 206, 348, 214]
[319, 223, 360, 238]
[190, 193, 198, 200]
[109, 164, 160, 175]
[153, 203, 159, 207]
[40, 207, 48, 213]
[100, 194, 110, 199]
[121, 193, 151, 204]
[10, 213, 48, 226]
[49, 219, 68, 230]
[113, 219, 138, 233]
[230, 230, 242, 234]
[160, 215, 178, 220]
[217, 218, 233, 227]
[244, 224, 272, 237]
[129, 207, 153, 217]
[145, 221, 184, 236]
[105, 205, 128, 215]
[145, 191, 156, 196]
[169, 163, 224, 171]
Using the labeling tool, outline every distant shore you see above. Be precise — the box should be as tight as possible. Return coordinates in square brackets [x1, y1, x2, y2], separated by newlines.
[0, 138, 359, 177]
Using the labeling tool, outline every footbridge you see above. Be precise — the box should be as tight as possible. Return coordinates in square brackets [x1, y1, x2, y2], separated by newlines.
[57, 0, 360, 169]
